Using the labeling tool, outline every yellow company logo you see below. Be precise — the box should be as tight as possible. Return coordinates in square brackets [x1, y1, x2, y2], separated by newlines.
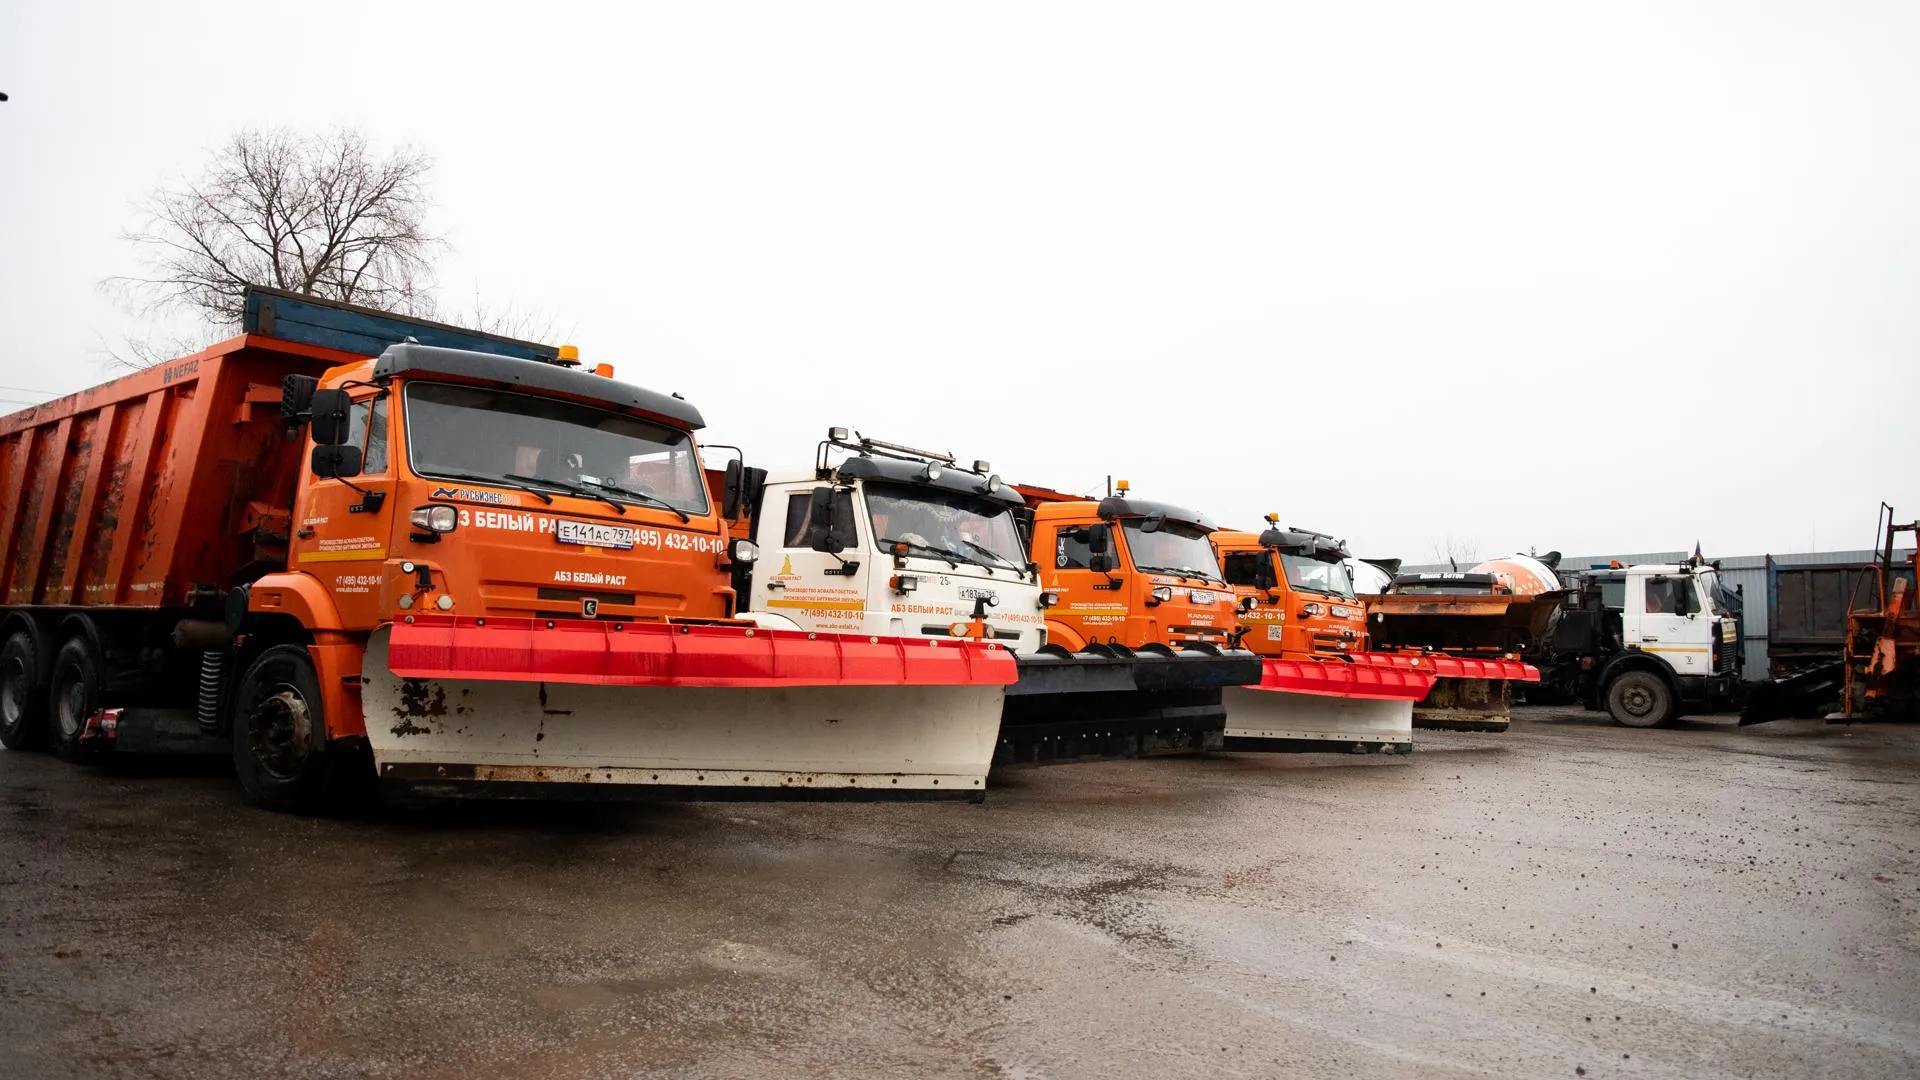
[781, 555, 794, 575]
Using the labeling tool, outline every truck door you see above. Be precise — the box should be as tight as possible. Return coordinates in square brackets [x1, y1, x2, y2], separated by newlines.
[1039, 522, 1130, 648]
[755, 486, 870, 635]
[289, 391, 396, 628]
[1632, 574, 1706, 674]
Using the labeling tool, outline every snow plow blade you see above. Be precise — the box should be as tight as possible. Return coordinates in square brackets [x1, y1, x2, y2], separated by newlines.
[1376, 654, 1540, 733]
[998, 644, 1262, 763]
[1223, 655, 1436, 753]
[363, 617, 1015, 800]
[1742, 660, 1847, 726]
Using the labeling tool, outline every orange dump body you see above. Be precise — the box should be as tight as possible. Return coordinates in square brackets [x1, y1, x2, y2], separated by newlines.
[0, 335, 346, 610]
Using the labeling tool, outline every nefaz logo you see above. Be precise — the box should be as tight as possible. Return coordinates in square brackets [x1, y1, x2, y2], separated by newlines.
[161, 358, 199, 385]
[581, 598, 600, 619]
[431, 486, 512, 505]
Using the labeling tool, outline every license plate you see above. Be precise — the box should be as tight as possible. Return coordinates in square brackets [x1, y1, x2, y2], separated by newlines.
[556, 520, 637, 550]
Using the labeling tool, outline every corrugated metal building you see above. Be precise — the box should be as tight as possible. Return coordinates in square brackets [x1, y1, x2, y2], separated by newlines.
[1398, 548, 1913, 679]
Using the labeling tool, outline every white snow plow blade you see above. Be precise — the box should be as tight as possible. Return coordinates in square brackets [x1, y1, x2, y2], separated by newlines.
[360, 620, 1013, 800]
[1221, 656, 1433, 753]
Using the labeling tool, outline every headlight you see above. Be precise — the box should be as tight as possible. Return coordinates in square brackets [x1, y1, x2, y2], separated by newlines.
[728, 538, 759, 564]
[410, 505, 458, 533]
[1300, 602, 1323, 617]
[1239, 596, 1256, 613]
[1331, 605, 1354, 618]
[891, 573, 920, 594]
[1149, 585, 1173, 604]
[1190, 589, 1218, 605]
[1039, 591, 1061, 608]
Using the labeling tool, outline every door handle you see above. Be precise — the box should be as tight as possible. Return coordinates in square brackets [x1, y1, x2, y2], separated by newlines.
[1642, 636, 1658, 642]
[767, 581, 785, 589]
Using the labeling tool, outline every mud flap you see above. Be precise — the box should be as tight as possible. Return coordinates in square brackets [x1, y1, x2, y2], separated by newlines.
[362, 621, 1011, 799]
[1222, 656, 1432, 753]
[998, 646, 1261, 764]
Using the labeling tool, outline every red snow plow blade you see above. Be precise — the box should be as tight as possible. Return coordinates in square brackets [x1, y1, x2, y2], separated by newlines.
[1367, 651, 1539, 732]
[1223, 654, 1435, 754]
[1251, 655, 1438, 700]
[386, 615, 1018, 687]
[364, 618, 1016, 801]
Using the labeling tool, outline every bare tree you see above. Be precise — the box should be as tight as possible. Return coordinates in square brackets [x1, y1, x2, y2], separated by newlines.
[110, 128, 441, 329]
[1430, 535, 1480, 571]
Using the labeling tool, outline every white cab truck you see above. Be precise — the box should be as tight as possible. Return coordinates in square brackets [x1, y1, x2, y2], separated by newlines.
[719, 430, 1260, 762]
[1541, 559, 1744, 727]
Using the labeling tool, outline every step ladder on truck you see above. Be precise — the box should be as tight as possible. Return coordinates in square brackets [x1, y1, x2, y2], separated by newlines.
[709, 433, 1260, 764]
[1208, 519, 1438, 753]
[0, 291, 1013, 811]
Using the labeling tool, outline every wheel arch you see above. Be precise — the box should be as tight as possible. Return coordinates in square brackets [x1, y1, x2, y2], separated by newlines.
[1601, 651, 1679, 693]
[1043, 618, 1088, 653]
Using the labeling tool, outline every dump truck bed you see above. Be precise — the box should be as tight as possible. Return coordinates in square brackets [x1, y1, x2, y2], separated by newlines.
[0, 337, 349, 610]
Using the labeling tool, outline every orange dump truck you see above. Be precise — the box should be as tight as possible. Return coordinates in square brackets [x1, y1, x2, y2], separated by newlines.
[1209, 520, 1435, 752]
[0, 289, 1012, 810]
[1011, 482, 1260, 759]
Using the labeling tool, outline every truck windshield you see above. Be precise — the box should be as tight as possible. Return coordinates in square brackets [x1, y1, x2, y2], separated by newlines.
[1281, 554, 1356, 599]
[864, 482, 1027, 571]
[403, 383, 710, 514]
[1123, 521, 1223, 581]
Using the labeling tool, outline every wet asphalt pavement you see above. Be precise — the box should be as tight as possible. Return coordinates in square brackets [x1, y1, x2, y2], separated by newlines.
[2, 708, 1917, 1079]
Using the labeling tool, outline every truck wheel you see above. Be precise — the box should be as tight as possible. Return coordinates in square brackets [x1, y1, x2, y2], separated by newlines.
[0, 631, 49, 751]
[47, 637, 104, 762]
[231, 645, 339, 813]
[1606, 671, 1674, 728]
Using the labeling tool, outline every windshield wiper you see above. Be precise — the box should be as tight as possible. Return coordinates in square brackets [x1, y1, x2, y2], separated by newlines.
[885, 538, 962, 570]
[503, 473, 626, 515]
[579, 477, 692, 523]
[1137, 564, 1216, 584]
[957, 537, 1022, 574]
[424, 470, 553, 505]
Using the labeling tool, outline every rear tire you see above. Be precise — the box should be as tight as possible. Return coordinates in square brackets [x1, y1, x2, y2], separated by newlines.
[1606, 671, 1674, 728]
[48, 637, 104, 762]
[0, 631, 49, 751]
[231, 645, 341, 813]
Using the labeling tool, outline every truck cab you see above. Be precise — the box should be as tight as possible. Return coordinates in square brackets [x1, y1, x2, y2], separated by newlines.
[1210, 517, 1367, 660]
[732, 430, 1045, 649]
[1553, 560, 1743, 726]
[1021, 484, 1239, 653]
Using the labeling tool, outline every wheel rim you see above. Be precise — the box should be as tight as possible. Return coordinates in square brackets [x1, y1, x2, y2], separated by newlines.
[246, 683, 312, 780]
[1620, 683, 1655, 717]
[54, 671, 87, 740]
[0, 655, 24, 727]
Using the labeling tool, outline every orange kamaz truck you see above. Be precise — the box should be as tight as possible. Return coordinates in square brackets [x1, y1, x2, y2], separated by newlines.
[1010, 482, 1259, 759]
[0, 289, 1011, 810]
[1206, 519, 1435, 752]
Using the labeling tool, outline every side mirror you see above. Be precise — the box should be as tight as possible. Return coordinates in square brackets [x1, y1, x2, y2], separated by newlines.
[1088, 523, 1111, 555]
[310, 443, 363, 479]
[721, 459, 746, 521]
[308, 389, 353, 446]
[1089, 551, 1116, 574]
[1255, 558, 1279, 591]
[280, 375, 318, 427]
[805, 486, 856, 554]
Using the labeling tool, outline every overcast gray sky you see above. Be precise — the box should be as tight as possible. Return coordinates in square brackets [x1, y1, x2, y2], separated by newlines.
[3, 1, 1915, 562]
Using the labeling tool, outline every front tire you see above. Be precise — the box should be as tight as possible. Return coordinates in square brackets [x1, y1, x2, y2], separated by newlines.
[48, 637, 105, 762]
[231, 644, 342, 813]
[1606, 670, 1674, 728]
[0, 630, 48, 751]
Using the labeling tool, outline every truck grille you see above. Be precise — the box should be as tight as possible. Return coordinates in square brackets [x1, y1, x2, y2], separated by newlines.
[1717, 633, 1736, 673]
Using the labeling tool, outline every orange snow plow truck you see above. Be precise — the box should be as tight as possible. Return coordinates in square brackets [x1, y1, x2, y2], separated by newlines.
[0, 289, 1012, 811]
